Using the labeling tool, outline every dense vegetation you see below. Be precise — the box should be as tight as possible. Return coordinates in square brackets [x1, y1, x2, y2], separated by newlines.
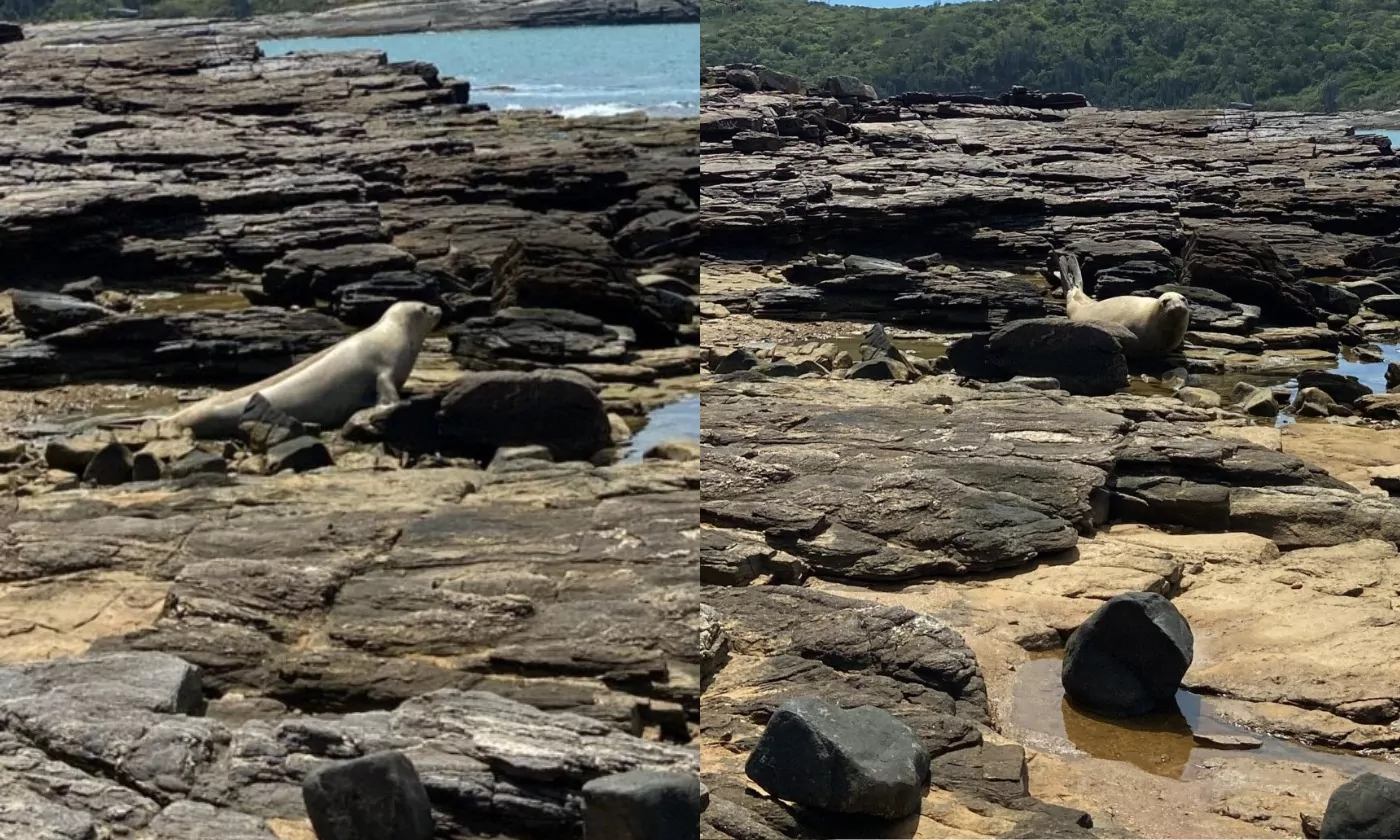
[0, 0, 337, 22]
[702, 0, 1400, 111]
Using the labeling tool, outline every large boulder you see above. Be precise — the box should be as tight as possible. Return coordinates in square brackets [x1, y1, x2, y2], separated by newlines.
[949, 318, 1130, 396]
[437, 370, 612, 462]
[1320, 773, 1400, 839]
[490, 231, 677, 348]
[10, 290, 115, 337]
[1061, 592, 1194, 718]
[1181, 228, 1319, 325]
[744, 696, 930, 820]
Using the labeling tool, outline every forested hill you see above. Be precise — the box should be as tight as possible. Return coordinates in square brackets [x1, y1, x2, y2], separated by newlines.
[701, 0, 1400, 111]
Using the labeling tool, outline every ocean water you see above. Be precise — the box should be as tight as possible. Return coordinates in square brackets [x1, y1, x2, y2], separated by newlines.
[261, 23, 699, 118]
[623, 395, 700, 462]
[1360, 128, 1400, 147]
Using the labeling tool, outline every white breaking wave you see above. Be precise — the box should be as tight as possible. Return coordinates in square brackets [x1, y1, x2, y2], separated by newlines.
[556, 102, 648, 118]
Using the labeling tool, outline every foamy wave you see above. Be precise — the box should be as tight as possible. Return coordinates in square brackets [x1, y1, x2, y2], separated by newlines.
[556, 102, 648, 119]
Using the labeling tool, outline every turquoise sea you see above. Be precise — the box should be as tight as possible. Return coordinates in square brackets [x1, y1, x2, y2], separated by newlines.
[262, 23, 699, 118]
[1362, 128, 1400, 147]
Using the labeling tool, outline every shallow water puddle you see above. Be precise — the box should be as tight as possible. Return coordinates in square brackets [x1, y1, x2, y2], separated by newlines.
[1009, 655, 1400, 781]
[138, 291, 252, 313]
[622, 394, 698, 462]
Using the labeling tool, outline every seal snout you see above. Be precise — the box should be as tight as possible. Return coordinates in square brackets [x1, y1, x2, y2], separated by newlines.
[1159, 292, 1189, 313]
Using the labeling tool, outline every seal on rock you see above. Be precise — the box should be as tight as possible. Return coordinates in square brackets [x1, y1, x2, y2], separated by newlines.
[1057, 253, 1190, 358]
[159, 301, 441, 439]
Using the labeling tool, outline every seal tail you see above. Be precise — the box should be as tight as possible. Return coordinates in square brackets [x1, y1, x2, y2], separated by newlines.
[1056, 252, 1086, 297]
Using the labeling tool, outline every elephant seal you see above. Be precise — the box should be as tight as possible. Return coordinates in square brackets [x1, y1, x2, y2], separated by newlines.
[1057, 253, 1190, 358]
[157, 301, 441, 439]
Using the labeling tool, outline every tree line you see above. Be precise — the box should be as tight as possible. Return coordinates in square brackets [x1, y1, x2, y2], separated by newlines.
[701, 0, 1400, 111]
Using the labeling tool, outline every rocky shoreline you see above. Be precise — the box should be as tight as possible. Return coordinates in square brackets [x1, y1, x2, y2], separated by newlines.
[699, 65, 1400, 839]
[0, 21, 699, 840]
[12, 0, 697, 44]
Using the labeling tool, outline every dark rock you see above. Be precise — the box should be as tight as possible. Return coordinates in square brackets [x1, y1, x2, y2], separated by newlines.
[0, 308, 348, 389]
[1297, 370, 1372, 405]
[763, 359, 804, 377]
[0, 22, 23, 44]
[44, 436, 106, 474]
[712, 349, 760, 374]
[342, 395, 441, 455]
[262, 243, 418, 306]
[437, 370, 612, 463]
[1061, 592, 1194, 718]
[846, 358, 909, 381]
[1387, 362, 1400, 391]
[11, 290, 115, 338]
[448, 307, 631, 371]
[82, 441, 134, 486]
[491, 231, 677, 348]
[1363, 294, 1400, 318]
[1300, 280, 1362, 317]
[958, 318, 1130, 396]
[582, 769, 702, 840]
[238, 392, 306, 453]
[730, 131, 785, 154]
[58, 276, 104, 301]
[857, 322, 907, 364]
[169, 449, 227, 479]
[266, 436, 334, 474]
[331, 271, 447, 327]
[724, 68, 761, 92]
[132, 450, 163, 482]
[745, 696, 929, 819]
[1181, 228, 1319, 326]
[1320, 772, 1400, 839]
[301, 750, 435, 840]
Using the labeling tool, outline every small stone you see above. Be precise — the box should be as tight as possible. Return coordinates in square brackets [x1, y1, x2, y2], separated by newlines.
[489, 444, 553, 470]
[1233, 382, 1279, 417]
[82, 442, 134, 486]
[846, 358, 910, 381]
[643, 440, 700, 462]
[266, 437, 334, 474]
[764, 359, 805, 377]
[131, 451, 162, 482]
[712, 348, 760, 374]
[169, 450, 227, 479]
[1192, 732, 1262, 750]
[582, 769, 702, 840]
[745, 696, 929, 819]
[1177, 386, 1222, 409]
[239, 392, 305, 453]
[302, 750, 435, 840]
[608, 413, 634, 443]
[1301, 812, 1322, 839]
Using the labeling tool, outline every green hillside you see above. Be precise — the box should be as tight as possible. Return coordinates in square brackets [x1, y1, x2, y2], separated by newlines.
[702, 0, 1400, 111]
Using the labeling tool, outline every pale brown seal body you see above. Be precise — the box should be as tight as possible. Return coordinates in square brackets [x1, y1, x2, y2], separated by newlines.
[1058, 254, 1190, 358]
[161, 301, 441, 438]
